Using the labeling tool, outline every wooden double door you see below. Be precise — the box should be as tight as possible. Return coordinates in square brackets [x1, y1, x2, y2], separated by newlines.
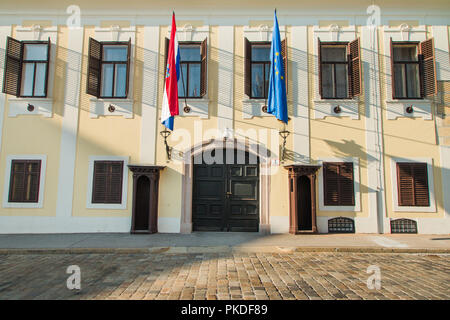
[192, 149, 259, 232]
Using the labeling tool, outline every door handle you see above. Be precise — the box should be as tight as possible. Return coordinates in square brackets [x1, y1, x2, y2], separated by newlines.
[226, 191, 232, 197]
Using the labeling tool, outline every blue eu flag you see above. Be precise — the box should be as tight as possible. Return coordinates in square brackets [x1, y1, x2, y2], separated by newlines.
[267, 10, 288, 124]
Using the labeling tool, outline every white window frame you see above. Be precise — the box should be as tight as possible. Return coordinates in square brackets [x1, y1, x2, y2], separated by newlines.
[317, 157, 361, 212]
[390, 157, 436, 212]
[2, 154, 47, 208]
[86, 155, 129, 209]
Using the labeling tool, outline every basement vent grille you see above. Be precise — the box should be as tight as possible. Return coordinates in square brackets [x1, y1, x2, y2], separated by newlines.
[328, 217, 355, 233]
[390, 219, 417, 234]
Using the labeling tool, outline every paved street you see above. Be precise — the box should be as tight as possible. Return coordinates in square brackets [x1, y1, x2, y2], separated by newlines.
[0, 251, 448, 300]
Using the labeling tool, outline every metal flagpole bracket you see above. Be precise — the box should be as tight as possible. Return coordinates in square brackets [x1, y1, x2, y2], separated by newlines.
[160, 129, 172, 161]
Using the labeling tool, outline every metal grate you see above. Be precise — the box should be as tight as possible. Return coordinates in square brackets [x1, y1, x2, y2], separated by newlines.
[328, 217, 355, 233]
[390, 219, 417, 234]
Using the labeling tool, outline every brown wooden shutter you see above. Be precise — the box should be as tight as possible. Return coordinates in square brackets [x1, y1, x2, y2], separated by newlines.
[8, 160, 41, 203]
[200, 37, 207, 97]
[318, 38, 323, 98]
[2, 37, 23, 97]
[323, 163, 339, 205]
[339, 162, 355, 206]
[164, 37, 170, 67]
[125, 38, 131, 98]
[86, 37, 102, 97]
[92, 161, 123, 204]
[348, 38, 362, 97]
[44, 37, 51, 98]
[244, 37, 252, 97]
[390, 37, 396, 99]
[420, 38, 437, 97]
[397, 162, 429, 207]
[281, 38, 288, 94]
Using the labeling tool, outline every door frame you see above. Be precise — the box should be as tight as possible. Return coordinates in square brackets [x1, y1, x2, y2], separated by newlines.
[180, 138, 272, 234]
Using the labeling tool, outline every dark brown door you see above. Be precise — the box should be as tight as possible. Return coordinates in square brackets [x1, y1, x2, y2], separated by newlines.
[192, 149, 259, 232]
[133, 176, 150, 231]
[297, 176, 312, 231]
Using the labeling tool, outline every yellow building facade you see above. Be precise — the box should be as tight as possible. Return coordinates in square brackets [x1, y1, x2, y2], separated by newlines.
[0, 0, 449, 234]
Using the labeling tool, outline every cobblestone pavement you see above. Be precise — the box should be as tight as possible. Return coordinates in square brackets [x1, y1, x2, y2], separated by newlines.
[0, 252, 448, 300]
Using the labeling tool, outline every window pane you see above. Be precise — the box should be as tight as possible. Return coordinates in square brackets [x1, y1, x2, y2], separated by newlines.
[21, 63, 35, 96]
[264, 63, 270, 98]
[406, 64, 421, 98]
[394, 64, 406, 98]
[322, 46, 346, 62]
[393, 45, 417, 62]
[251, 64, 264, 98]
[23, 44, 47, 61]
[335, 64, 348, 98]
[103, 45, 128, 62]
[101, 64, 114, 97]
[178, 64, 187, 97]
[114, 64, 127, 97]
[252, 46, 270, 62]
[33, 63, 47, 97]
[180, 46, 200, 62]
[321, 64, 333, 98]
[188, 64, 201, 97]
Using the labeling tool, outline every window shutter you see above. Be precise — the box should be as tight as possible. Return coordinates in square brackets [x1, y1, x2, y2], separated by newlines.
[339, 162, 355, 206]
[412, 163, 429, 206]
[244, 37, 251, 97]
[2, 37, 23, 97]
[92, 161, 123, 204]
[420, 38, 437, 97]
[44, 37, 51, 98]
[125, 38, 131, 98]
[318, 38, 323, 98]
[390, 37, 396, 99]
[164, 37, 170, 67]
[397, 163, 415, 206]
[92, 162, 107, 203]
[348, 38, 362, 97]
[323, 163, 339, 205]
[86, 37, 102, 97]
[107, 162, 124, 203]
[281, 38, 288, 94]
[200, 37, 208, 97]
[8, 160, 41, 203]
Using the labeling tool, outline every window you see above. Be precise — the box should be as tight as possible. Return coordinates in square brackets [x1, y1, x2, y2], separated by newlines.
[390, 38, 437, 99]
[2, 37, 50, 98]
[318, 38, 361, 99]
[165, 38, 207, 98]
[92, 161, 124, 204]
[323, 162, 354, 206]
[8, 160, 41, 203]
[396, 162, 429, 207]
[244, 37, 287, 99]
[86, 38, 131, 98]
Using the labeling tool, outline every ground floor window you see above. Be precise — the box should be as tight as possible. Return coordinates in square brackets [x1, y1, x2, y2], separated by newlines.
[8, 159, 41, 202]
[91, 161, 124, 204]
[396, 162, 429, 207]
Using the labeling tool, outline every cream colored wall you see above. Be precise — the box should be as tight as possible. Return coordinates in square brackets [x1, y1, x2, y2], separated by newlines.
[0, 24, 65, 217]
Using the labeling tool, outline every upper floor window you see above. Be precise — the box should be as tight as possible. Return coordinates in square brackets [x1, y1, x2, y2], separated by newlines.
[244, 38, 287, 99]
[318, 38, 361, 99]
[2, 37, 50, 98]
[390, 38, 437, 99]
[86, 38, 131, 99]
[165, 38, 207, 99]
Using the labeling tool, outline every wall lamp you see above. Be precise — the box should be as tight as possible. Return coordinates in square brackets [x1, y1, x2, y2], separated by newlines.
[160, 129, 172, 160]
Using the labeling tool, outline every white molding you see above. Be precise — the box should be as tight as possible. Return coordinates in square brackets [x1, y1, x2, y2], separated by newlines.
[89, 98, 134, 119]
[242, 99, 271, 119]
[8, 97, 53, 117]
[158, 217, 181, 233]
[313, 99, 360, 120]
[179, 98, 209, 119]
[86, 156, 129, 210]
[217, 25, 234, 133]
[317, 157, 361, 212]
[169, 25, 209, 42]
[2, 154, 47, 209]
[432, 26, 450, 81]
[389, 157, 436, 213]
[382, 25, 433, 120]
[0, 26, 12, 157]
[313, 25, 359, 119]
[243, 25, 285, 42]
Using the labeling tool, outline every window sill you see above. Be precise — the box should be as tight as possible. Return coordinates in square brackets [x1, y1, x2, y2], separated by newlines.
[242, 99, 271, 119]
[386, 99, 432, 120]
[89, 98, 134, 119]
[8, 97, 53, 118]
[313, 98, 359, 120]
[179, 97, 209, 119]
[86, 203, 127, 210]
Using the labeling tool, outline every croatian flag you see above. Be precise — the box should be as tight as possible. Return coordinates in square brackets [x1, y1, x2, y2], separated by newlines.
[161, 13, 181, 130]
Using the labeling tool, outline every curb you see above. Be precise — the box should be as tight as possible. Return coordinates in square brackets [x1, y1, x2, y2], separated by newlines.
[0, 246, 449, 255]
